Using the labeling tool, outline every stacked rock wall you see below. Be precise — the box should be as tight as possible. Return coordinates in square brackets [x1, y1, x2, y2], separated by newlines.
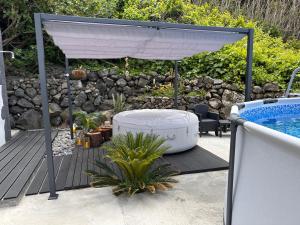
[6, 67, 282, 129]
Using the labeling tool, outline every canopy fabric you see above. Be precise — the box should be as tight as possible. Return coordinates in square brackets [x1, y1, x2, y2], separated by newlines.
[44, 21, 246, 60]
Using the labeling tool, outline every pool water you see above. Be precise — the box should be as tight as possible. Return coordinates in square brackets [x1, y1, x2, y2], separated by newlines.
[240, 104, 300, 138]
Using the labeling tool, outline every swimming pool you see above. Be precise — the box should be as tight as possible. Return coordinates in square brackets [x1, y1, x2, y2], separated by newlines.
[224, 97, 300, 225]
[240, 103, 300, 138]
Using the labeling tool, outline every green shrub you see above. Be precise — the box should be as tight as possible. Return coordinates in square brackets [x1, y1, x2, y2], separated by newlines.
[86, 132, 178, 196]
[152, 83, 174, 97]
[3, 0, 300, 88]
[122, 1, 300, 87]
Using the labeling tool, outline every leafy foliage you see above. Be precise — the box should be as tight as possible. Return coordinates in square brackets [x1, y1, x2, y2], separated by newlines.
[187, 89, 206, 97]
[152, 83, 175, 97]
[73, 111, 106, 132]
[86, 132, 178, 196]
[2, 0, 300, 87]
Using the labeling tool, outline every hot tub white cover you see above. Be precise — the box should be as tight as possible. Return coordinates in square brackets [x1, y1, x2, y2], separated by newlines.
[113, 109, 199, 154]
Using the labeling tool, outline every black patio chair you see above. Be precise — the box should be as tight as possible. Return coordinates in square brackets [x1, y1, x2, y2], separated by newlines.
[193, 104, 219, 137]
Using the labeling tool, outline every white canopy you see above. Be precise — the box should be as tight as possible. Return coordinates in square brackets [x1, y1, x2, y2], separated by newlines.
[44, 21, 246, 60]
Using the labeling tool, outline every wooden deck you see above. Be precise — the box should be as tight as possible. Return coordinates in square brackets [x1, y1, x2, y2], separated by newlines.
[0, 130, 57, 205]
[0, 130, 228, 205]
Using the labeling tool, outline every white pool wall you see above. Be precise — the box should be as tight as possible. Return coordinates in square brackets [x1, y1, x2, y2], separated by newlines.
[226, 98, 300, 225]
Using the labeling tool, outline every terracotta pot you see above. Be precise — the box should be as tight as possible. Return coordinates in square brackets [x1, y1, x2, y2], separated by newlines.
[100, 127, 112, 141]
[86, 132, 103, 147]
[71, 69, 87, 80]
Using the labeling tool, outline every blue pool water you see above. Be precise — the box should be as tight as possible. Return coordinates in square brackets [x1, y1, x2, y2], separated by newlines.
[240, 104, 300, 138]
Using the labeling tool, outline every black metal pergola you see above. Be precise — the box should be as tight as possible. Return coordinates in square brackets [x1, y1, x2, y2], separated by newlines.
[34, 12, 254, 224]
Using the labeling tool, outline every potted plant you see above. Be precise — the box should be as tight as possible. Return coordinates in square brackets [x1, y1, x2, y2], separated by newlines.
[71, 66, 87, 80]
[73, 111, 107, 148]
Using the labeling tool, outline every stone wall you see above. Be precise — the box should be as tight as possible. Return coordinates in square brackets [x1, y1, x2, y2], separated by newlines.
[6, 67, 282, 129]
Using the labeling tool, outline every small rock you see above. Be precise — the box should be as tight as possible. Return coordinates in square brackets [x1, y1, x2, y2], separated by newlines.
[25, 87, 37, 98]
[123, 86, 132, 95]
[10, 106, 25, 114]
[49, 89, 57, 96]
[209, 98, 222, 109]
[96, 80, 107, 93]
[17, 98, 34, 108]
[94, 95, 103, 106]
[32, 95, 42, 106]
[71, 80, 83, 89]
[213, 79, 223, 85]
[53, 93, 61, 101]
[87, 72, 98, 81]
[74, 92, 87, 106]
[49, 103, 62, 117]
[205, 92, 212, 100]
[253, 86, 263, 94]
[8, 96, 17, 106]
[138, 78, 148, 87]
[82, 101, 95, 113]
[15, 88, 25, 97]
[116, 78, 127, 87]
[16, 109, 42, 129]
[60, 97, 69, 107]
[263, 83, 279, 92]
[103, 77, 114, 87]
[61, 82, 68, 89]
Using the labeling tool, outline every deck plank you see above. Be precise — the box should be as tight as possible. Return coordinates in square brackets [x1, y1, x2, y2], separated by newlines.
[64, 148, 79, 190]
[55, 155, 72, 191]
[26, 158, 48, 196]
[87, 148, 94, 184]
[72, 148, 84, 188]
[0, 131, 23, 154]
[0, 132, 39, 172]
[39, 156, 63, 194]
[79, 149, 89, 187]
[163, 146, 228, 174]
[1, 134, 45, 200]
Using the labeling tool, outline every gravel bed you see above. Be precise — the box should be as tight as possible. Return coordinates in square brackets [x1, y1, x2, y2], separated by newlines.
[52, 129, 74, 156]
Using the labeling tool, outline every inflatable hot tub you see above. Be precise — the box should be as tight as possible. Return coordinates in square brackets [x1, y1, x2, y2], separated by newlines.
[113, 109, 199, 154]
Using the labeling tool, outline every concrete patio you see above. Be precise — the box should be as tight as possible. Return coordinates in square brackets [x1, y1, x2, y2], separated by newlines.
[0, 133, 230, 225]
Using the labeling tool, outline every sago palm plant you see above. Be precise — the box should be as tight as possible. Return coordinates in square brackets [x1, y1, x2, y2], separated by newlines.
[86, 132, 178, 196]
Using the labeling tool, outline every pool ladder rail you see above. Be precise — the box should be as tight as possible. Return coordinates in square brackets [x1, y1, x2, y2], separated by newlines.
[284, 67, 300, 98]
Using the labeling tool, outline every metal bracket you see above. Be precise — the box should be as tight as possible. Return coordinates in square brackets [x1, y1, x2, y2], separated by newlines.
[48, 193, 59, 200]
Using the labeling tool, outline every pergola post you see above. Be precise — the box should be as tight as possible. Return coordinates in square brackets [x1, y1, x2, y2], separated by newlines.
[65, 58, 74, 139]
[34, 13, 58, 200]
[174, 61, 179, 109]
[245, 29, 254, 101]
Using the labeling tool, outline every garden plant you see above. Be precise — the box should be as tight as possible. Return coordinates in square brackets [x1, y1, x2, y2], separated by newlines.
[86, 132, 178, 196]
